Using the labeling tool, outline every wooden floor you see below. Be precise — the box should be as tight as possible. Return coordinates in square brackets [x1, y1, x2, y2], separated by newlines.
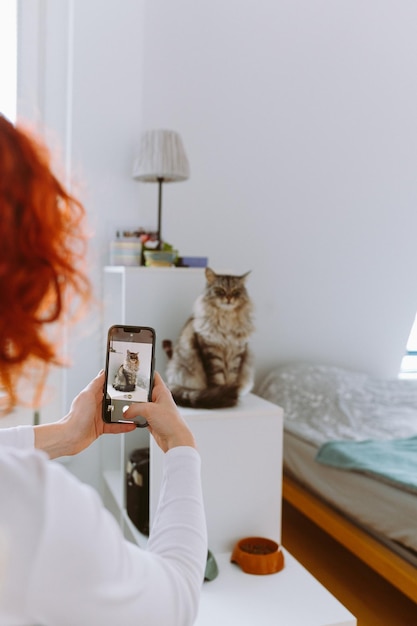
[281, 500, 417, 626]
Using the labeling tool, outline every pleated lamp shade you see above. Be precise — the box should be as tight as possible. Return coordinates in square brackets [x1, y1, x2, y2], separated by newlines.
[132, 129, 190, 249]
[132, 129, 190, 182]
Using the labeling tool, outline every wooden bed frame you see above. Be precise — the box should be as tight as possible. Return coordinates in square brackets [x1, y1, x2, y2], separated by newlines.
[283, 474, 417, 604]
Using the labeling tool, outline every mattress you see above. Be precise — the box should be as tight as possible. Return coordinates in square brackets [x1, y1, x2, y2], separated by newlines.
[284, 429, 417, 560]
[257, 362, 417, 560]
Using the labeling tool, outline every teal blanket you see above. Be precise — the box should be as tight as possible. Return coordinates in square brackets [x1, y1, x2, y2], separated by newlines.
[315, 435, 417, 494]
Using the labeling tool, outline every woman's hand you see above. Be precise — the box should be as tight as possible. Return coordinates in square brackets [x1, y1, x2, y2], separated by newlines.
[34, 371, 136, 459]
[123, 372, 196, 452]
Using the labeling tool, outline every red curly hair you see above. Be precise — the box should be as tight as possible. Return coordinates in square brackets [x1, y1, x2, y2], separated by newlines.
[0, 115, 90, 412]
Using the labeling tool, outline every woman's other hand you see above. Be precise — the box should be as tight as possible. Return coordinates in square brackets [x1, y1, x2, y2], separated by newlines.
[123, 372, 196, 452]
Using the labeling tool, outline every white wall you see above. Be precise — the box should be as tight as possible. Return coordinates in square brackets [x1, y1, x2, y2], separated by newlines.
[15, 1, 417, 484]
[138, 0, 417, 382]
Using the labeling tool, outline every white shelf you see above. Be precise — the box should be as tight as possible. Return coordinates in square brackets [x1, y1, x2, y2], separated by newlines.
[103, 469, 123, 508]
[178, 392, 281, 420]
[101, 266, 356, 625]
[150, 394, 284, 554]
[197, 551, 355, 626]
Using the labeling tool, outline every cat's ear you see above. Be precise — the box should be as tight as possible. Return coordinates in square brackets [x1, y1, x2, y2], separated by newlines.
[240, 271, 251, 282]
[205, 267, 217, 284]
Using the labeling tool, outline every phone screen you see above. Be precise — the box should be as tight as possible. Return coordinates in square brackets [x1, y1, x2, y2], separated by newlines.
[103, 325, 156, 426]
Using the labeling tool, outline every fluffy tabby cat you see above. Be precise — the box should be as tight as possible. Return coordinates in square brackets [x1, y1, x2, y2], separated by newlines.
[113, 350, 140, 392]
[164, 267, 254, 408]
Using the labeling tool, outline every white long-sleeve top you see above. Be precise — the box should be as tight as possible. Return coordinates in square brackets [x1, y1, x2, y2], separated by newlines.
[0, 426, 207, 626]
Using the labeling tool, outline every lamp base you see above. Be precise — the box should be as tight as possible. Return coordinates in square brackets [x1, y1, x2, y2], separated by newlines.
[157, 177, 163, 250]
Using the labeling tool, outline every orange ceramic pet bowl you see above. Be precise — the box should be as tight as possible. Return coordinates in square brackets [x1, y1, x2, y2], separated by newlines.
[231, 537, 285, 575]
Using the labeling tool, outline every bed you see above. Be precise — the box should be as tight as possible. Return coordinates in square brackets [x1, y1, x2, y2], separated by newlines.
[256, 362, 417, 603]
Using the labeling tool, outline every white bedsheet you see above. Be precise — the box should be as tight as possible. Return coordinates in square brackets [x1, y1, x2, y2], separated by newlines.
[257, 362, 417, 446]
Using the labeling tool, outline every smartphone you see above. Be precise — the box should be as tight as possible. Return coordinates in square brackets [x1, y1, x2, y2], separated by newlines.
[102, 325, 156, 427]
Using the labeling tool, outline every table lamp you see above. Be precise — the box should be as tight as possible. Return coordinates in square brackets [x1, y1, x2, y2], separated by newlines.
[132, 129, 190, 249]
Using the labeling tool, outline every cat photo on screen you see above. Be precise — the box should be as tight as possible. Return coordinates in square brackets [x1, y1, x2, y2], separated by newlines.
[107, 343, 152, 405]
[113, 349, 140, 392]
[163, 267, 254, 408]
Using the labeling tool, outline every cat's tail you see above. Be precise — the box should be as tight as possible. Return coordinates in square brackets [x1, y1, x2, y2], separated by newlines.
[169, 385, 239, 409]
[162, 339, 173, 359]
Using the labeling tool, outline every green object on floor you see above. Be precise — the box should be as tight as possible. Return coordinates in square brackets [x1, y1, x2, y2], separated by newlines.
[204, 550, 219, 582]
